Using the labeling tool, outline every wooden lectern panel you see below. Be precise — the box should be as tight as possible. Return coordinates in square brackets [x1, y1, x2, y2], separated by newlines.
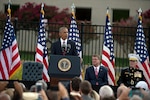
[50, 77, 72, 87]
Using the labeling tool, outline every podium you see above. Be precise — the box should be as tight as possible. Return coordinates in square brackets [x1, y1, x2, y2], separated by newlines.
[48, 55, 81, 88]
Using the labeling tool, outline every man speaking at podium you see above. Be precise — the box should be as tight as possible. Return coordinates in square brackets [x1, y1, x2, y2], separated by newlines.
[51, 27, 78, 56]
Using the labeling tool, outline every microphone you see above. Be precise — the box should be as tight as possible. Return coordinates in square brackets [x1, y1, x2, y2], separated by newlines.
[67, 44, 71, 53]
[61, 44, 67, 55]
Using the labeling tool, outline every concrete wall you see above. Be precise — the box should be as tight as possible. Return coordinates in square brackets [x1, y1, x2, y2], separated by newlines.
[0, 0, 150, 25]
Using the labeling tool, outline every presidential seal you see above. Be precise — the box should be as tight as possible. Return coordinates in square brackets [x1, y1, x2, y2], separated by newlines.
[58, 58, 71, 72]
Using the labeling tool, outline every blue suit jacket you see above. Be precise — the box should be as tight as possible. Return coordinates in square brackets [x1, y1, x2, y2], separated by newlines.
[85, 66, 108, 86]
[51, 39, 78, 56]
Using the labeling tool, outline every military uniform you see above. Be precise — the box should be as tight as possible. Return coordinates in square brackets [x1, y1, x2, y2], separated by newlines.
[117, 67, 145, 87]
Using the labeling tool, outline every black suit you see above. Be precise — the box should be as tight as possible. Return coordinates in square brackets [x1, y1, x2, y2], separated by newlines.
[117, 67, 145, 87]
[85, 66, 108, 86]
[51, 39, 78, 56]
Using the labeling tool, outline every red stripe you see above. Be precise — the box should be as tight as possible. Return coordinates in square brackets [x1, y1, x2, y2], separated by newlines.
[102, 49, 115, 85]
[102, 59, 115, 84]
[36, 47, 43, 56]
[36, 58, 42, 62]
[10, 61, 21, 75]
[12, 43, 18, 62]
[2, 50, 9, 72]
[141, 62, 150, 88]
[12, 43, 17, 51]
[12, 52, 19, 62]
[142, 62, 150, 78]
[102, 50, 110, 58]
[36, 58, 49, 81]
[43, 59, 48, 69]
[43, 73, 48, 82]
[0, 62, 6, 79]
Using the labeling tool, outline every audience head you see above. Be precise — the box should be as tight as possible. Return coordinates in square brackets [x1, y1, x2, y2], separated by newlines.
[30, 85, 36, 92]
[79, 80, 92, 95]
[117, 84, 128, 97]
[99, 85, 115, 100]
[36, 80, 47, 91]
[129, 95, 142, 100]
[117, 84, 131, 100]
[0, 93, 11, 100]
[90, 90, 100, 100]
[128, 88, 144, 100]
[46, 90, 58, 100]
[143, 90, 150, 100]
[19, 82, 26, 92]
[70, 77, 82, 92]
[1, 88, 14, 100]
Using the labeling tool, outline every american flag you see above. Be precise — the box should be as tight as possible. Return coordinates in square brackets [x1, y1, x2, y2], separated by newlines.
[101, 9, 115, 86]
[68, 13, 82, 58]
[35, 4, 49, 82]
[134, 11, 150, 88]
[0, 13, 21, 79]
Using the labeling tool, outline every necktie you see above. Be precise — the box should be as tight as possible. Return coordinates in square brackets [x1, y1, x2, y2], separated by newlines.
[95, 67, 98, 78]
[62, 41, 66, 55]
[95, 67, 99, 85]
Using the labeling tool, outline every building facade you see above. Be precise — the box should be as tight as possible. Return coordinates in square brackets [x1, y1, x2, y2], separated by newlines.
[0, 0, 150, 25]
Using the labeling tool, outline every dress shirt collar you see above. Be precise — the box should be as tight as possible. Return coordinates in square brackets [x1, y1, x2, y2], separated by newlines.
[93, 65, 100, 72]
[60, 38, 67, 46]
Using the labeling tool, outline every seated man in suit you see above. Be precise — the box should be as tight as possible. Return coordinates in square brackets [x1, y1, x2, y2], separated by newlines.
[51, 27, 78, 56]
[85, 54, 108, 87]
[117, 53, 145, 87]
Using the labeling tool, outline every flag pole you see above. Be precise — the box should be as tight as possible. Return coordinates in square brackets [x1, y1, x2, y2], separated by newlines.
[138, 8, 142, 16]
[71, 3, 76, 19]
[41, 3, 44, 15]
[8, 0, 11, 17]
[138, 8, 142, 20]
[106, 6, 109, 14]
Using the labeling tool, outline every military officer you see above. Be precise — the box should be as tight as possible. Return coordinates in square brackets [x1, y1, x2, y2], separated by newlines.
[117, 53, 145, 87]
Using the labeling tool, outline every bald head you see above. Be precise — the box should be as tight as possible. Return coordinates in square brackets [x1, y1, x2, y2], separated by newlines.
[0, 93, 11, 100]
[117, 84, 128, 97]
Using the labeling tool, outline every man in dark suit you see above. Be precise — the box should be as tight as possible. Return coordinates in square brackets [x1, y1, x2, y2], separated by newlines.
[51, 27, 78, 56]
[117, 53, 145, 87]
[85, 54, 108, 87]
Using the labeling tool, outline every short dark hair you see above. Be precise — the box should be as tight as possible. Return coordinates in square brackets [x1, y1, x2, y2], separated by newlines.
[71, 77, 82, 91]
[80, 80, 92, 95]
[92, 54, 101, 60]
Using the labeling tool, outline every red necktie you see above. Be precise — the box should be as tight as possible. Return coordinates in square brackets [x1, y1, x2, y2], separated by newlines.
[95, 67, 99, 85]
[95, 67, 98, 78]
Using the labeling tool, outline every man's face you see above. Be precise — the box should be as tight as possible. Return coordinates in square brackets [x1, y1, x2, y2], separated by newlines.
[92, 57, 100, 67]
[129, 60, 138, 68]
[59, 28, 68, 40]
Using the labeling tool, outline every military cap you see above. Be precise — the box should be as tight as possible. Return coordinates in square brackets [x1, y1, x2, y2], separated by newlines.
[128, 53, 140, 61]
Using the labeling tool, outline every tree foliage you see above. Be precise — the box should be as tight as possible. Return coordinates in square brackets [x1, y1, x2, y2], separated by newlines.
[13, 2, 70, 24]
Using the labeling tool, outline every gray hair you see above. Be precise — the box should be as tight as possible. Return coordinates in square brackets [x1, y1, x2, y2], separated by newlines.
[36, 80, 48, 91]
[99, 85, 114, 99]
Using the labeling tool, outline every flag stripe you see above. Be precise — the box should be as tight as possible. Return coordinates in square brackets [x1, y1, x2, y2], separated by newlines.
[0, 15, 21, 79]
[0, 62, 6, 79]
[35, 6, 49, 82]
[101, 52, 115, 83]
[101, 11, 115, 86]
[68, 13, 82, 58]
[134, 14, 150, 88]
